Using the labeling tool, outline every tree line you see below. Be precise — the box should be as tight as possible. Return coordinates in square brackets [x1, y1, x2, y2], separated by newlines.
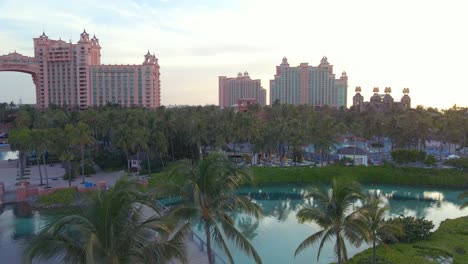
[6, 103, 468, 179]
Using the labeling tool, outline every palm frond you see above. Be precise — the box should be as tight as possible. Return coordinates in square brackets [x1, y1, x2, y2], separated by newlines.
[316, 228, 335, 261]
[211, 222, 235, 264]
[294, 229, 325, 257]
[219, 214, 262, 264]
[336, 234, 349, 262]
[24, 177, 188, 263]
[296, 207, 331, 227]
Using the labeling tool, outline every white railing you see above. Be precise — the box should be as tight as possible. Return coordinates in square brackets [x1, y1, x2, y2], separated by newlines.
[188, 229, 227, 264]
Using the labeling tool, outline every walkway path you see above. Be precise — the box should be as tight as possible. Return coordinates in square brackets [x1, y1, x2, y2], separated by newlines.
[0, 163, 126, 192]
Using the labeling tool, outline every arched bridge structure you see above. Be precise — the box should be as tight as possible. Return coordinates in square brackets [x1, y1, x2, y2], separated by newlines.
[0, 51, 40, 103]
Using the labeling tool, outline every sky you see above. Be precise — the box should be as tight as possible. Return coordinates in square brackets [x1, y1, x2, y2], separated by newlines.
[0, 0, 467, 109]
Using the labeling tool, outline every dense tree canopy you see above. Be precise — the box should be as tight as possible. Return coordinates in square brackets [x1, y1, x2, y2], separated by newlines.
[4, 103, 467, 171]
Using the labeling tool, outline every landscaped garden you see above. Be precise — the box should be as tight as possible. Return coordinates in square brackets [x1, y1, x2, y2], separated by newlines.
[1, 104, 468, 263]
[250, 165, 468, 187]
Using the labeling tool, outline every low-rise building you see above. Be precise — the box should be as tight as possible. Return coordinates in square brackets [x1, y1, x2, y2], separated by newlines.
[337, 146, 368, 166]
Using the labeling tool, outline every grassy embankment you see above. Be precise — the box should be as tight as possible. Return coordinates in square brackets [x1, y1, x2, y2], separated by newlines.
[348, 216, 468, 264]
[250, 165, 468, 188]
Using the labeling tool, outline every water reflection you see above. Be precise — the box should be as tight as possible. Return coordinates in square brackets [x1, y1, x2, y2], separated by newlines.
[222, 184, 468, 263]
[12, 203, 36, 240]
[1, 185, 467, 264]
[242, 185, 467, 222]
[237, 217, 260, 240]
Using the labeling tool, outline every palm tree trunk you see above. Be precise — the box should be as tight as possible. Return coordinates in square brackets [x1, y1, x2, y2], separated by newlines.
[147, 151, 151, 177]
[205, 221, 214, 264]
[81, 146, 85, 184]
[159, 152, 165, 168]
[321, 150, 325, 167]
[36, 156, 43, 186]
[137, 148, 141, 172]
[126, 151, 130, 172]
[43, 151, 49, 188]
[68, 160, 72, 187]
[18, 150, 25, 179]
[353, 137, 356, 165]
[337, 235, 342, 264]
[170, 138, 174, 160]
[372, 239, 376, 264]
[198, 143, 203, 160]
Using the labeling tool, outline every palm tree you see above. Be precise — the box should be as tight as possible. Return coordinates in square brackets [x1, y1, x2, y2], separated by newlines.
[162, 153, 262, 264]
[75, 122, 95, 184]
[24, 177, 188, 264]
[130, 127, 149, 173]
[39, 129, 52, 188]
[8, 128, 33, 179]
[30, 130, 44, 186]
[50, 125, 78, 186]
[113, 125, 132, 172]
[60, 152, 74, 187]
[295, 180, 366, 264]
[357, 196, 403, 264]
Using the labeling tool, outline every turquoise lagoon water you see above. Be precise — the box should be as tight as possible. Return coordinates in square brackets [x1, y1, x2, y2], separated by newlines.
[193, 184, 468, 264]
[1, 184, 467, 264]
[0, 203, 44, 263]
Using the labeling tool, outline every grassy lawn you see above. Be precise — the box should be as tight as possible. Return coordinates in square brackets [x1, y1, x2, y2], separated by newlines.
[250, 165, 468, 188]
[348, 216, 468, 264]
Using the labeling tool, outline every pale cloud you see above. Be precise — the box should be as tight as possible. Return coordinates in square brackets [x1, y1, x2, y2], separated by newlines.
[0, 0, 467, 108]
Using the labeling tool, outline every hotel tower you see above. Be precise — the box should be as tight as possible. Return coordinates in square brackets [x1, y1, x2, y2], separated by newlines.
[270, 57, 348, 107]
[219, 71, 266, 108]
[32, 30, 160, 109]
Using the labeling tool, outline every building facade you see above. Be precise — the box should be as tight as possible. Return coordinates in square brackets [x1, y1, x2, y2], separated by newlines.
[270, 57, 348, 107]
[352, 86, 411, 112]
[32, 30, 160, 109]
[219, 71, 266, 108]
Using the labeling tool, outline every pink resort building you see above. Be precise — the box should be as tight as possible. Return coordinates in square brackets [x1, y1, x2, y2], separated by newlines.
[270, 57, 348, 108]
[219, 71, 266, 108]
[0, 30, 160, 109]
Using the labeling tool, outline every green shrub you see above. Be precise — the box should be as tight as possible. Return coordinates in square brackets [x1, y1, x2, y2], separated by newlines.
[383, 216, 434, 243]
[39, 188, 76, 205]
[83, 160, 96, 175]
[349, 216, 468, 264]
[423, 155, 437, 167]
[444, 157, 468, 170]
[391, 149, 426, 164]
[250, 166, 468, 187]
[62, 161, 79, 180]
[338, 157, 354, 166]
[94, 148, 126, 171]
[139, 158, 162, 175]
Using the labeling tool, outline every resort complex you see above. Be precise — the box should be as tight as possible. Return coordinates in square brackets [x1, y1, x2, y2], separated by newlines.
[0, 103, 467, 264]
[0, 2, 467, 264]
[0, 30, 161, 109]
